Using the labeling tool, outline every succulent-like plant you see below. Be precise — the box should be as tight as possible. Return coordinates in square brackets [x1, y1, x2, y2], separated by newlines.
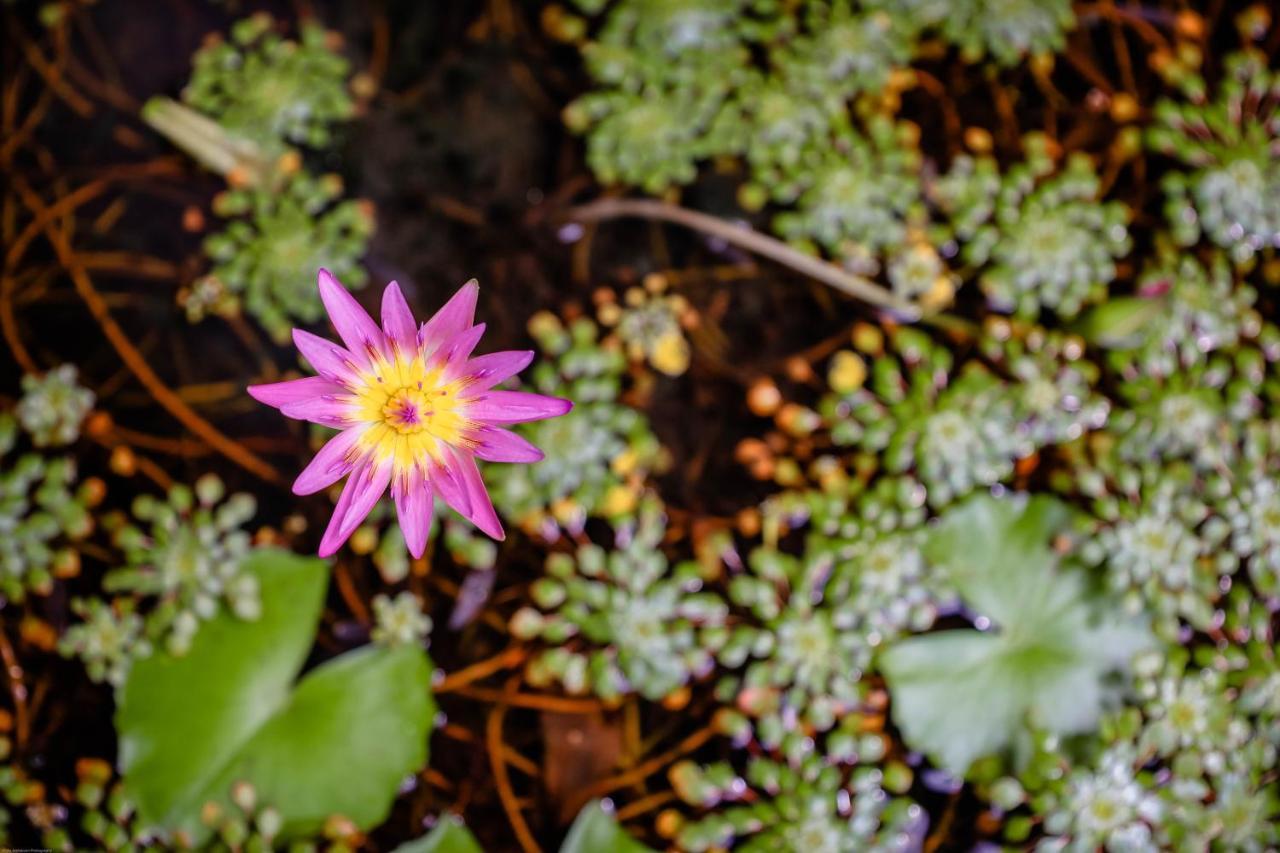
[707, 535, 879, 746]
[1107, 351, 1264, 472]
[1035, 741, 1166, 852]
[183, 13, 354, 155]
[484, 313, 664, 537]
[1083, 249, 1264, 377]
[91, 474, 260, 659]
[59, 598, 151, 688]
[773, 117, 924, 262]
[0, 413, 94, 602]
[598, 281, 693, 377]
[932, 137, 1130, 318]
[194, 171, 373, 342]
[670, 726, 924, 852]
[925, 0, 1075, 66]
[16, 364, 94, 448]
[371, 592, 432, 648]
[1148, 49, 1280, 264]
[774, 476, 940, 645]
[819, 328, 1023, 507]
[981, 324, 1110, 451]
[1080, 461, 1232, 638]
[513, 497, 727, 701]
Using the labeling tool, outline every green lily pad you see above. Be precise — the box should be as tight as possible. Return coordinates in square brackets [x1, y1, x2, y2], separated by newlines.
[880, 494, 1153, 776]
[117, 549, 435, 839]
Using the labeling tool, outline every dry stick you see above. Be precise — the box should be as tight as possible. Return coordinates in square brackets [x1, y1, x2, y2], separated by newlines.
[3, 165, 181, 378]
[614, 789, 677, 822]
[451, 685, 605, 714]
[11, 19, 94, 118]
[16, 182, 283, 485]
[566, 198, 922, 320]
[0, 627, 29, 753]
[0, 263, 37, 374]
[435, 645, 529, 694]
[487, 679, 543, 853]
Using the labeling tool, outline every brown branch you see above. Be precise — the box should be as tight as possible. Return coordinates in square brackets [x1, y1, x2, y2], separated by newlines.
[15, 179, 283, 485]
[0, 627, 29, 754]
[435, 645, 528, 693]
[566, 198, 922, 319]
[487, 678, 543, 853]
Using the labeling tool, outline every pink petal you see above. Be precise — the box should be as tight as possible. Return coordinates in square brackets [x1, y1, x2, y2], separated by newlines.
[381, 281, 418, 354]
[464, 391, 573, 424]
[279, 395, 353, 428]
[428, 457, 471, 520]
[394, 470, 434, 559]
[418, 279, 478, 359]
[293, 329, 360, 386]
[247, 376, 344, 410]
[318, 460, 392, 558]
[463, 350, 534, 392]
[450, 449, 504, 540]
[318, 269, 384, 366]
[474, 426, 544, 463]
[293, 428, 365, 495]
[438, 324, 487, 378]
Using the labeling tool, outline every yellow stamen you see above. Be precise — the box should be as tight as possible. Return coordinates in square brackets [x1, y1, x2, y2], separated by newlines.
[349, 350, 475, 468]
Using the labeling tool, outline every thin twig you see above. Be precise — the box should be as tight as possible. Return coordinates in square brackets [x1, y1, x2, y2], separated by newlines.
[451, 685, 606, 714]
[565, 198, 922, 319]
[15, 179, 283, 485]
[435, 645, 528, 693]
[488, 678, 542, 853]
[0, 627, 29, 753]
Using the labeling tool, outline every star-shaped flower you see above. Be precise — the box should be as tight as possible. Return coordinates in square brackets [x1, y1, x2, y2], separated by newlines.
[249, 270, 572, 557]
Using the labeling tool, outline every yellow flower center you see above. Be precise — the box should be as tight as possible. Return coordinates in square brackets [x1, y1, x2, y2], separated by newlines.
[382, 387, 434, 434]
[349, 351, 475, 468]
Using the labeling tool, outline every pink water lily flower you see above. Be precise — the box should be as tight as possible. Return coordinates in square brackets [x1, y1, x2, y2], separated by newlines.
[248, 270, 572, 558]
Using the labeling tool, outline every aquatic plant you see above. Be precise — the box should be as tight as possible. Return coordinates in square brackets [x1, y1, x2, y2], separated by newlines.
[708, 536, 877, 746]
[774, 476, 939, 645]
[597, 280, 693, 377]
[932, 137, 1131, 318]
[248, 272, 572, 557]
[1148, 49, 1280, 264]
[99, 474, 260, 657]
[0, 413, 94, 602]
[16, 365, 94, 448]
[195, 171, 373, 342]
[59, 598, 150, 688]
[182, 13, 354, 155]
[1082, 462, 1232, 638]
[371, 591, 432, 648]
[1083, 249, 1263, 377]
[818, 328, 1023, 507]
[513, 498, 727, 701]
[671, 726, 924, 852]
[483, 312, 664, 537]
[881, 493, 1153, 776]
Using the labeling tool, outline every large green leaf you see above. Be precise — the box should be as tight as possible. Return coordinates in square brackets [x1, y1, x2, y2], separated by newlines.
[391, 801, 655, 853]
[881, 494, 1153, 776]
[117, 549, 435, 838]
